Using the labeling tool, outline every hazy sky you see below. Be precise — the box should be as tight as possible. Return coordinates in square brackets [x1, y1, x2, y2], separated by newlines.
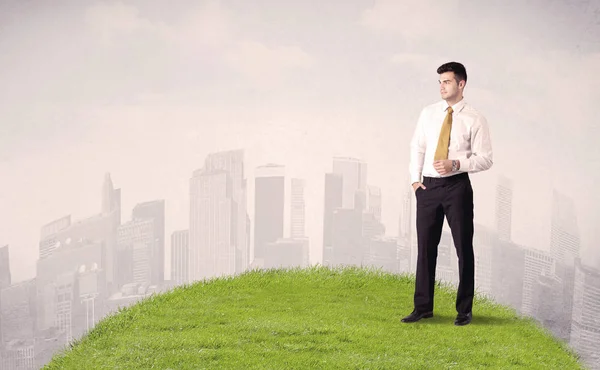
[1, 0, 599, 282]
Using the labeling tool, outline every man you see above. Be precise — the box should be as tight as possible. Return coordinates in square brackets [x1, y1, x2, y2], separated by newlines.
[401, 61, 493, 326]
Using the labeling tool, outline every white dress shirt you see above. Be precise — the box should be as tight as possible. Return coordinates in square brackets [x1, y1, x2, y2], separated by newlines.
[409, 98, 493, 184]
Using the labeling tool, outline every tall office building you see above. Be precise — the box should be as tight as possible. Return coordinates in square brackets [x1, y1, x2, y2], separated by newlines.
[367, 185, 382, 222]
[39, 215, 71, 260]
[132, 200, 165, 284]
[330, 207, 363, 266]
[209, 150, 248, 274]
[0, 245, 10, 289]
[117, 219, 155, 287]
[290, 178, 306, 239]
[253, 164, 285, 263]
[473, 225, 494, 297]
[522, 249, 554, 316]
[322, 172, 343, 264]
[332, 156, 367, 210]
[323, 157, 367, 265]
[435, 230, 459, 285]
[0, 279, 36, 365]
[495, 175, 513, 242]
[171, 230, 189, 285]
[189, 150, 248, 281]
[39, 174, 120, 292]
[100, 173, 121, 289]
[35, 239, 105, 346]
[362, 185, 385, 240]
[570, 259, 600, 369]
[365, 236, 399, 274]
[491, 239, 525, 312]
[550, 189, 580, 264]
[205, 150, 249, 274]
[190, 169, 235, 280]
[397, 182, 413, 273]
[102, 173, 121, 218]
[264, 238, 309, 269]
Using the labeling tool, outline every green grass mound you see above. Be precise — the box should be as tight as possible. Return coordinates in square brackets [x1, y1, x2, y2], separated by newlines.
[45, 266, 585, 369]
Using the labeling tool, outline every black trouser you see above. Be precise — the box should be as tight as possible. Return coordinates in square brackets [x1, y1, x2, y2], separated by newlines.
[413, 172, 475, 314]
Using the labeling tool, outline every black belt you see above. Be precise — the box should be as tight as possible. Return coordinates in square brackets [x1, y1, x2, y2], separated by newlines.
[423, 172, 469, 185]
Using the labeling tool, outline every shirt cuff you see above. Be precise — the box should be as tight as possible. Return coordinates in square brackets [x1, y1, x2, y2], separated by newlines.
[410, 173, 422, 184]
[457, 157, 470, 172]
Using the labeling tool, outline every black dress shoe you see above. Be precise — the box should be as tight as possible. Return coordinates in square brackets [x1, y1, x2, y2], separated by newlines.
[401, 310, 433, 323]
[454, 312, 472, 326]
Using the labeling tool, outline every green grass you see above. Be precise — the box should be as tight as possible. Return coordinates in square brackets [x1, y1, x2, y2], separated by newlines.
[45, 266, 585, 369]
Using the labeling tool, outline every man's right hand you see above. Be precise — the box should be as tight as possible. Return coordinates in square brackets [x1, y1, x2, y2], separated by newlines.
[412, 182, 426, 192]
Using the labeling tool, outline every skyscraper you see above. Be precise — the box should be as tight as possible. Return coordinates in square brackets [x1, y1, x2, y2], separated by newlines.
[253, 164, 285, 263]
[324, 157, 377, 267]
[367, 185, 382, 222]
[189, 150, 248, 281]
[100, 173, 121, 290]
[570, 259, 600, 369]
[332, 156, 367, 210]
[0, 245, 10, 289]
[495, 175, 513, 242]
[290, 178, 306, 239]
[117, 218, 155, 287]
[522, 249, 554, 316]
[398, 181, 413, 273]
[189, 169, 235, 281]
[322, 172, 343, 264]
[550, 189, 580, 264]
[132, 200, 165, 284]
[204, 150, 249, 274]
[102, 173, 121, 220]
[39, 215, 71, 260]
[171, 230, 189, 285]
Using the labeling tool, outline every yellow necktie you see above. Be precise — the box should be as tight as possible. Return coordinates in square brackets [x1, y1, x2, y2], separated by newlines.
[434, 106, 453, 160]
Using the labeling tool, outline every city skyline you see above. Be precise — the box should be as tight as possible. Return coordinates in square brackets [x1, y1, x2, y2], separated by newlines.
[1, 146, 598, 283]
[0, 146, 594, 276]
[1, 146, 594, 277]
[2, 148, 600, 282]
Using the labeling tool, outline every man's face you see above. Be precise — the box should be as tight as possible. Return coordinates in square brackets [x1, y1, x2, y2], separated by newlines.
[438, 71, 463, 100]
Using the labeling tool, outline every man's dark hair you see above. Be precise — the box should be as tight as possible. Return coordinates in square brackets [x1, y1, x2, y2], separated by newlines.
[437, 62, 467, 84]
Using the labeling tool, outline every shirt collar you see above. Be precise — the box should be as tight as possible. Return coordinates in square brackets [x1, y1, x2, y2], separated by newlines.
[442, 98, 467, 113]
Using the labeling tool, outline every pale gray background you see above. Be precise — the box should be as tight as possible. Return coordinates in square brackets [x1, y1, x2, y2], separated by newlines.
[0, 0, 599, 367]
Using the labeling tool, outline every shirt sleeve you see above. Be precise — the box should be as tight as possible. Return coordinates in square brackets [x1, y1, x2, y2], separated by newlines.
[457, 114, 493, 173]
[409, 109, 427, 184]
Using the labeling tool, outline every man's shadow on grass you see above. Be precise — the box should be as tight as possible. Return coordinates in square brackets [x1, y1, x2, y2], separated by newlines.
[413, 314, 516, 326]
